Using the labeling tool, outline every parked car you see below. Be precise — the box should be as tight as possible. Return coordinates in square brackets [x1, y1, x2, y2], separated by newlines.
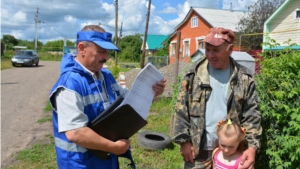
[11, 50, 39, 67]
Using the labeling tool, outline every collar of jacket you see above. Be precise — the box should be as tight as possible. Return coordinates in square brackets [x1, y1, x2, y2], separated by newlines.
[191, 56, 236, 81]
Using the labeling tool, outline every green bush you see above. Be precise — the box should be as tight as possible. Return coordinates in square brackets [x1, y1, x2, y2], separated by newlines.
[109, 65, 120, 79]
[255, 48, 300, 168]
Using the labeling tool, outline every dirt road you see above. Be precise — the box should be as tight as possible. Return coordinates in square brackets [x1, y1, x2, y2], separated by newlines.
[1, 61, 60, 168]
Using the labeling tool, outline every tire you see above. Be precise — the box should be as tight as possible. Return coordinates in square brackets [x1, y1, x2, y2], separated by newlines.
[137, 131, 172, 150]
[36, 61, 39, 66]
[12, 63, 16, 67]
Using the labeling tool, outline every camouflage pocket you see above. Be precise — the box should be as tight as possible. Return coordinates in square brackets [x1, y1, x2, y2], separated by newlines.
[190, 117, 204, 157]
[189, 89, 203, 117]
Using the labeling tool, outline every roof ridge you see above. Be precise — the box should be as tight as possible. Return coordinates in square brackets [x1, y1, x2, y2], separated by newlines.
[191, 6, 247, 12]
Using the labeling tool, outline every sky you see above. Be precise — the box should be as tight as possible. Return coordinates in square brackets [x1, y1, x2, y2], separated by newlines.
[1, 0, 255, 44]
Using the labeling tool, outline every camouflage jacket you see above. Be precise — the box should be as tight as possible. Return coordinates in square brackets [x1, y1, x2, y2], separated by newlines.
[172, 57, 262, 157]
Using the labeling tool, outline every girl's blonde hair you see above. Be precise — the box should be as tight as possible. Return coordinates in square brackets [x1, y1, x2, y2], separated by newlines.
[216, 119, 246, 153]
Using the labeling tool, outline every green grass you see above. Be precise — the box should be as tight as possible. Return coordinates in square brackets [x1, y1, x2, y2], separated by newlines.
[5, 135, 57, 169]
[119, 97, 182, 169]
[5, 97, 182, 169]
[39, 52, 62, 61]
[37, 102, 53, 124]
[1, 58, 14, 70]
[44, 101, 52, 112]
[37, 115, 52, 123]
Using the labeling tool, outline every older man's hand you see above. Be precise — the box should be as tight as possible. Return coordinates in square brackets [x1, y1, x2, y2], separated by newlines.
[153, 78, 166, 97]
[239, 147, 256, 169]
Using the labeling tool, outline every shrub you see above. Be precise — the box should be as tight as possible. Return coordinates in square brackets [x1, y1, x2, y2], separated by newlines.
[255, 48, 300, 168]
[109, 65, 120, 79]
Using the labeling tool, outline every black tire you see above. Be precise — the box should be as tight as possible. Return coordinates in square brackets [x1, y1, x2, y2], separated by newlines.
[12, 63, 16, 67]
[36, 61, 39, 66]
[137, 131, 172, 150]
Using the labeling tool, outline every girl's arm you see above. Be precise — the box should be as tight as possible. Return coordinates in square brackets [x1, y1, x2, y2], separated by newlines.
[212, 147, 219, 169]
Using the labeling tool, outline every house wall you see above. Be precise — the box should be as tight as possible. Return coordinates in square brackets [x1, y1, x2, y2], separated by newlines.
[169, 11, 211, 64]
[268, 0, 300, 46]
[168, 10, 243, 64]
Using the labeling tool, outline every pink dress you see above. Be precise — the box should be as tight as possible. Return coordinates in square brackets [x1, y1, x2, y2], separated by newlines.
[214, 149, 242, 169]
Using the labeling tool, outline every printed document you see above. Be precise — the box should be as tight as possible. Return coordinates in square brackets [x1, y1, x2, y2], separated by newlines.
[121, 63, 164, 120]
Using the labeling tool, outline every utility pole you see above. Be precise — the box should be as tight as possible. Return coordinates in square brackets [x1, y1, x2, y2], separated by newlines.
[34, 8, 44, 51]
[34, 8, 39, 51]
[141, 0, 151, 68]
[114, 0, 118, 66]
[174, 31, 181, 84]
[115, 22, 123, 66]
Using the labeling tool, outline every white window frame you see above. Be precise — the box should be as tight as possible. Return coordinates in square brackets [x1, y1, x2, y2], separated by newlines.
[182, 38, 191, 57]
[195, 36, 206, 49]
[295, 9, 300, 19]
[170, 41, 177, 55]
[191, 16, 198, 28]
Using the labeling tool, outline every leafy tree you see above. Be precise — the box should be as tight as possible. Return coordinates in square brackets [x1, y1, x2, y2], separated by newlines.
[44, 39, 74, 51]
[237, 0, 284, 51]
[17, 39, 43, 50]
[2, 34, 18, 50]
[155, 38, 170, 56]
[118, 34, 142, 62]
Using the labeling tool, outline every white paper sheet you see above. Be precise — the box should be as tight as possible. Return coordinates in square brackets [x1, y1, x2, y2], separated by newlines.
[120, 63, 164, 120]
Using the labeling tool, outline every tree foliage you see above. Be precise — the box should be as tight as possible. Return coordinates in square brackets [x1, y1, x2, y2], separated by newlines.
[44, 40, 74, 51]
[255, 41, 300, 168]
[2, 34, 18, 50]
[237, 0, 284, 51]
[155, 38, 170, 56]
[118, 34, 142, 62]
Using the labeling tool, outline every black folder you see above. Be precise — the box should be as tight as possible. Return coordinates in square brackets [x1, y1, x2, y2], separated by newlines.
[88, 95, 148, 159]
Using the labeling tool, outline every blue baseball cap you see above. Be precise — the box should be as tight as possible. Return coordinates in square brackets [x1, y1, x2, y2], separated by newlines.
[77, 31, 120, 52]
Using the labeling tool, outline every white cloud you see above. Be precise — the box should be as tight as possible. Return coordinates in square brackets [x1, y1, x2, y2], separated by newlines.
[0, 0, 256, 43]
[10, 30, 24, 39]
[11, 11, 27, 23]
[158, 6, 177, 14]
[64, 15, 76, 23]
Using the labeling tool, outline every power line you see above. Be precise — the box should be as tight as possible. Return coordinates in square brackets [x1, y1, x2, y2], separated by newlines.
[102, 0, 114, 23]
[43, 22, 67, 38]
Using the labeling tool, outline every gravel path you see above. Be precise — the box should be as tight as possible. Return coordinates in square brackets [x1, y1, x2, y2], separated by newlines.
[120, 62, 191, 97]
[1, 61, 60, 168]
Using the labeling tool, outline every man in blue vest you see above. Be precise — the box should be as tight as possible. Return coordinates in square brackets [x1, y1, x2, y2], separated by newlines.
[49, 25, 166, 169]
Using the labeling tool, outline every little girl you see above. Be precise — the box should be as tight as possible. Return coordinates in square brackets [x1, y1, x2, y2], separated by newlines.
[212, 119, 246, 169]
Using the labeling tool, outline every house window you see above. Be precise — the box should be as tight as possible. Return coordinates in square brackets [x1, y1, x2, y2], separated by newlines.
[183, 41, 190, 56]
[191, 17, 198, 28]
[198, 40, 205, 49]
[171, 43, 176, 55]
[295, 9, 300, 19]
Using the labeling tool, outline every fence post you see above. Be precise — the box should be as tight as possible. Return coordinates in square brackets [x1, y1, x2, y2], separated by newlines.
[119, 72, 126, 88]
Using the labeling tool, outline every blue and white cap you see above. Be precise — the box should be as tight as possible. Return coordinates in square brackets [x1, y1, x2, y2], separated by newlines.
[77, 31, 120, 52]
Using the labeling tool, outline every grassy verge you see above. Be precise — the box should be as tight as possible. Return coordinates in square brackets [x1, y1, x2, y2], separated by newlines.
[5, 97, 182, 169]
[1, 58, 13, 70]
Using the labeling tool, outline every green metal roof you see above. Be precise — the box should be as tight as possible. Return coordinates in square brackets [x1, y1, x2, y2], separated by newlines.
[146, 35, 169, 50]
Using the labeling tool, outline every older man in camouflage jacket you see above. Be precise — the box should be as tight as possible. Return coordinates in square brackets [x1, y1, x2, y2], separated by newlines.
[172, 27, 262, 169]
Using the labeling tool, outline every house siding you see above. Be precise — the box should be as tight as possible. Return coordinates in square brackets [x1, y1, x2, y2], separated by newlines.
[169, 11, 211, 64]
[268, 0, 300, 46]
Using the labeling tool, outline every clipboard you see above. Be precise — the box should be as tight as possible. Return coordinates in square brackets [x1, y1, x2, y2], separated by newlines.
[88, 95, 148, 159]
